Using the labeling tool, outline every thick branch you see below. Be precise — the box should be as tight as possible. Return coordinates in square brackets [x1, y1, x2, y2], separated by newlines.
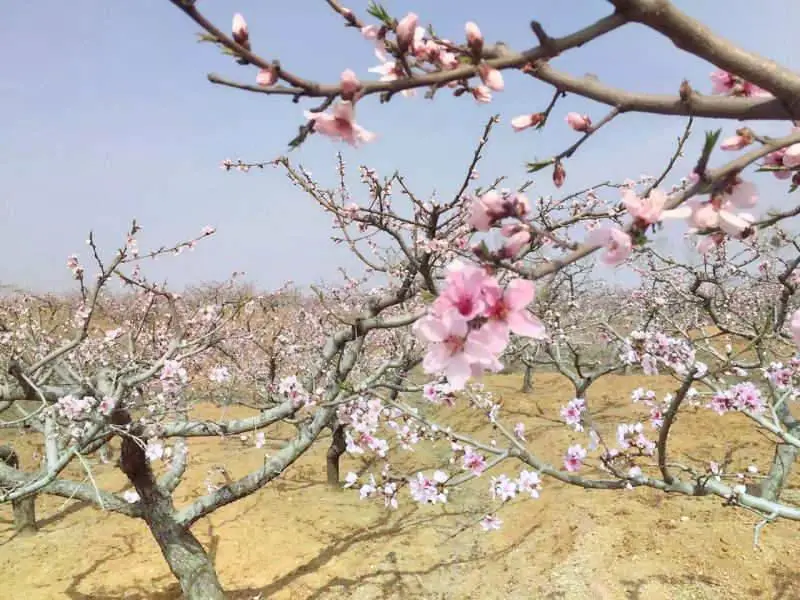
[0, 462, 141, 517]
[176, 405, 335, 527]
[529, 63, 793, 120]
[610, 0, 800, 115]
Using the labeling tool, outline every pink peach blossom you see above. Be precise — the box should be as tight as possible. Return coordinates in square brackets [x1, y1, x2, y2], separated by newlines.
[478, 63, 504, 92]
[564, 444, 587, 472]
[304, 101, 376, 147]
[432, 262, 491, 321]
[723, 179, 758, 209]
[340, 69, 361, 99]
[662, 199, 754, 236]
[621, 188, 667, 225]
[783, 144, 800, 168]
[720, 135, 751, 151]
[500, 227, 531, 258]
[471, 85, 492, 103]
[482, 278, 546, 348]
[369, 58, 415, 98]
[763, 149, 793, 179]
[709, 70, 735, 95]
[396, 13, 418, 50]
[586, 226, 633, 266]
[511, 113, 544, 132]
[709, 70, 771, 97]
[361, 24, 381, 40]
[256, 68, 277, 87]
[467, 190, 505, 231]
[414, 312, 496, 390]
[566, 112, 591, 132]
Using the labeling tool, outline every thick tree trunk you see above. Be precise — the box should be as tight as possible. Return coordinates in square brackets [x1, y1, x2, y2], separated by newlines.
[0, 445, 37, 536]
[114, 411, 225, 599]
[145, 508, 226, 600]
[759, 404, 800, 502]
[521, 363, 534, 393]
[759, 441, 797, 501]
[326, 424, 347, 487]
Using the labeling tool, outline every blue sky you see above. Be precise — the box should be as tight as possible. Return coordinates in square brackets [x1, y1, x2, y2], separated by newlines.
[2, 1, 798, 293]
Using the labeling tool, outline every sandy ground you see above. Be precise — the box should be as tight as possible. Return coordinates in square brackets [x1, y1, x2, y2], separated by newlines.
[1, 373, 799, 600]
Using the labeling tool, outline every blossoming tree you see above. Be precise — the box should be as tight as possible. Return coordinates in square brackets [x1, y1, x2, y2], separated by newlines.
[166, 0, 800, 526]
[4, 0, 800, 597]
[0, 219, 431, 599]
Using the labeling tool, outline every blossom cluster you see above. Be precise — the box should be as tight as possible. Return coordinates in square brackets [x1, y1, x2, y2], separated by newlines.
[621, 330, 702, 377]
[413, 260, 546, 389]
[708, 382, 766, 415]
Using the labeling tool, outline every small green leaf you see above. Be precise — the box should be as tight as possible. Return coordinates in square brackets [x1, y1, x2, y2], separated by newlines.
[196, 32, 219, 44]
[526, 158, 555, 174]
[366, 1, 392, 24]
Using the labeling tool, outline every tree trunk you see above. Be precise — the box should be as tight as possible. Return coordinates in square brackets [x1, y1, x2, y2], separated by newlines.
[12, 496, 37, 536]
[0, 445, 37, 536]
[114, 410, 225, 600]
[326, 424, 346, 487]
[145, 507, 226, 600]
[759, 405, 800, 501]
[520, 363, 534, 393]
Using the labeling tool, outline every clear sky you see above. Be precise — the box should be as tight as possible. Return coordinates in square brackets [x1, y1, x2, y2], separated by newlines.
[2, 1, 798, 293]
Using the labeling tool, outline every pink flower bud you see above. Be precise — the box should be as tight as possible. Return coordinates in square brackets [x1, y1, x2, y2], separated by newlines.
[232, 13, 249, 46]
[361, 24, 381, 40]
[501, 226, 531, 257]
[465, 21, 483, 51]
[553, 161, 566, 188]
[256, 68, 277, 87]
[720, 135, 751, 151]
[783, 144, 800, 168]
[471, 85, 492, 104]
[340, 69, 362, 100]
[478, 63, 504, 92]
[565, 112, 591, 132]
[396, 13, 418, 51]
[510, 113, 545, 132]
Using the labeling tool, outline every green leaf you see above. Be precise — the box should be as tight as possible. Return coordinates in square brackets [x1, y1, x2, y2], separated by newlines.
[702, 128, 722, 156]
[526, 158, 555, 174]
[196, 32, 219, 44]
[366, 1, 392, 24]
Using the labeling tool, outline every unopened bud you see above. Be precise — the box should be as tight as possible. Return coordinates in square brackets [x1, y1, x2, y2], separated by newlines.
[396, 12, 418, 52]
[553, 161, 566, 188]
[232, 13, 250, 48]
[256, 67, 277, 87]
[465, 21, 483, 55]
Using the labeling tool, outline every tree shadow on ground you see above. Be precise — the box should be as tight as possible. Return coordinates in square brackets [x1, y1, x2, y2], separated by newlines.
[620, 573, 720, 600]
[225, 507, 540, 599]
[768, 564, 800, 600]
[64, 532, 179, 600]
[56, 503, 536, 600]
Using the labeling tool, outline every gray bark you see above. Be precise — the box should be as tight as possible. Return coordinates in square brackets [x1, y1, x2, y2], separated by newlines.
[0, 445, 37, 536]
[521, 363, 534, 393]
[326, 424, 346, 487]
[759, 403, 800, 502]
[114, 411, 225, 600]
